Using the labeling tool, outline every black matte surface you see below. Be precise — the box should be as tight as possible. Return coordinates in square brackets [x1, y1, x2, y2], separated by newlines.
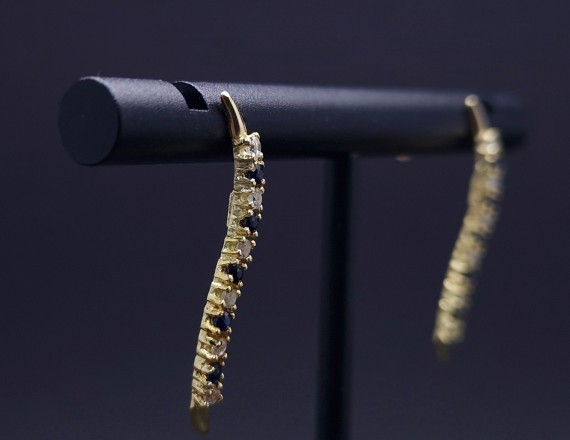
[317, 157, 353, 440]
[59, 78, 120, 165]
[59, 77, 525, 165]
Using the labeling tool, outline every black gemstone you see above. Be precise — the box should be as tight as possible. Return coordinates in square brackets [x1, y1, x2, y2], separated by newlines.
[226, 263, 244, 283]
[246, 165, 265, 184]
[207, 363, 223, 383]
[212, 312, 232, 330]
[240, 215, 260, 231]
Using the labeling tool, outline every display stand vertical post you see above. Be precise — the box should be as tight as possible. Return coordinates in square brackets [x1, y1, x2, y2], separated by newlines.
[316, 156, 353, 440]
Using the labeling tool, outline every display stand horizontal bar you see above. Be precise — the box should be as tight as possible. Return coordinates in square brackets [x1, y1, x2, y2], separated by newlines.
[58, 77, 525, 165]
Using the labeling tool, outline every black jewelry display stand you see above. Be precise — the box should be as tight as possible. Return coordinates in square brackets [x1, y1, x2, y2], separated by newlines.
[59, 77, 526, 440]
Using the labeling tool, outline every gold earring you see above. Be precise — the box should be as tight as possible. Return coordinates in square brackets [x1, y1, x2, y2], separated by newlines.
[432, 95, 506, 360]
[189, 92, 265, 433]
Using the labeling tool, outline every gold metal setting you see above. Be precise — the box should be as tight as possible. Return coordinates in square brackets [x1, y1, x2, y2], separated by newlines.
[432, 95, 506, 360]
[190, 92, 265, 433]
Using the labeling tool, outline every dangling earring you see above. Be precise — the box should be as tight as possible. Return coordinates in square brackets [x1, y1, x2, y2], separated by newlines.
[432, 95, 506, 360]
[190, 92, 265, 433]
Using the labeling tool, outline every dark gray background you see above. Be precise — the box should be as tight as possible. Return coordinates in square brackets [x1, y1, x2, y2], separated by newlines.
[1, 1, 569, 439]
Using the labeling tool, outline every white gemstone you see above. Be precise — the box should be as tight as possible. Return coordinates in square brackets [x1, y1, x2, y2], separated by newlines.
[240, 136, 261, 159]
[221, 289, 238, 307]
[237, 239, 252, 257]
[247, 188, 262, 208]
[204, 389, 222, 404]
[484, 175, 501, 193]
[485, 142, 500, 155]
[465, 250, 481, 269]
[211, 338, 227, 357]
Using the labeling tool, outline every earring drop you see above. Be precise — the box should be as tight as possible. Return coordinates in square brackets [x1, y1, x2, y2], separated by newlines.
[190, 92, 265, 433]
[432, 95, 506, 360]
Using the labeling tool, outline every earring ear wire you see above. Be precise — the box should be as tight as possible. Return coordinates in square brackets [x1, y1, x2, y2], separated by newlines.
[432, 95, 506, 361]
[189, 92, 265, 433]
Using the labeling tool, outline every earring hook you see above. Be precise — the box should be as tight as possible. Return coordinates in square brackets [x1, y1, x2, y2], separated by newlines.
[221, 91, 248, 143]
[465, 94, 491, 135]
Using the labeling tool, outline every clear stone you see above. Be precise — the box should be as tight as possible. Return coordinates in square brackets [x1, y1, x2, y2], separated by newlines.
[211, 338, 227, 357]
[485, 142, 500, 155]
[479, 211, 496, 230]
[240, 136, 261, 159]
[484, 175, 501, 193]
[250, 136, 261, 152]
[465, 250, 481, 269]
[247, 188, 262, 208]
[220, 289, 238, 307]
[237, 239, 252, 257]
[204, 389, 222, 404]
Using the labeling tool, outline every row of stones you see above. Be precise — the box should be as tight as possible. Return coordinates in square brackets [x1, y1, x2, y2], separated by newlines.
[199, 136, 265, 402]
[434, 145, 504, 347]
[456, 154, 504, 273]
